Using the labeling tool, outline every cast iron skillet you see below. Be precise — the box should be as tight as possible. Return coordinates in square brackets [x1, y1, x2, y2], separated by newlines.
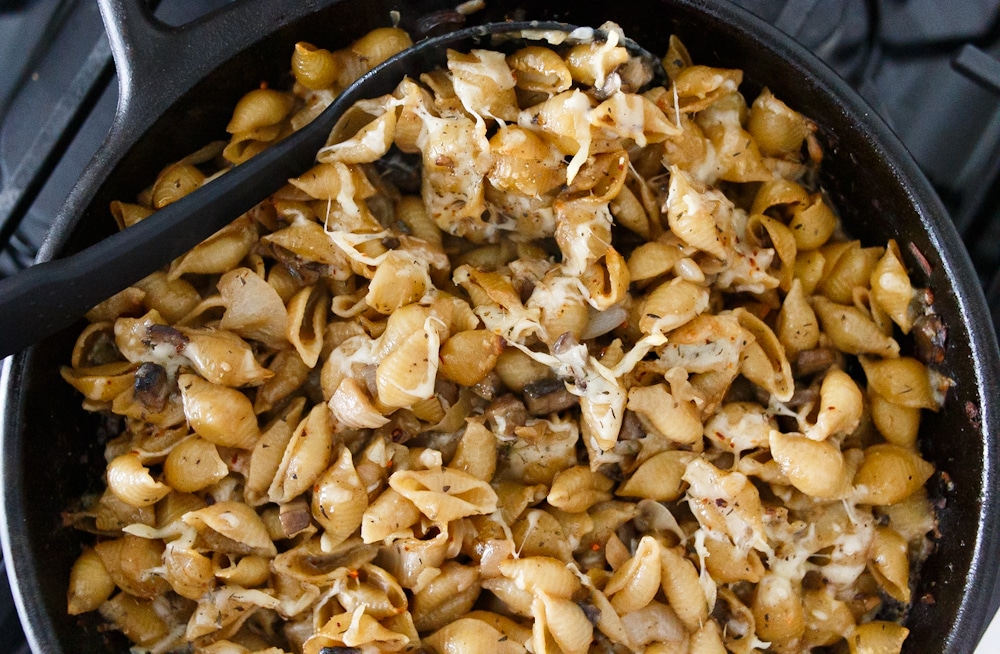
[2, 0, 998, 652]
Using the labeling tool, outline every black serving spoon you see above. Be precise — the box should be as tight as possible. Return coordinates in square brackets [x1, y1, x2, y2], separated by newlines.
[0, 21, 660, 359]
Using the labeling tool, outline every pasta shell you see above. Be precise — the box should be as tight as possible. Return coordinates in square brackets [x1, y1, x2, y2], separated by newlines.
[627, 383, 702, 445]
[700, 94, 774, 183]
[802, 589, 856, 648]
[286, 284, 328, 368]
[365, 251, 431, 315]
[617, 450, 695, 501]
[178, 373, 260, 449]
[751, 178, 810, 216]
[67, 548, 115, 615]
[638, 277, 710, 335]
[869, 526, 911, 603]
[449, 48, 519, 122]
[611, 182, 654, 239]
[151, 163, 205, 209]
[775, 278, 819, 357]
[182, 501, 277, 557]
[747, 212, 797, 290]
[769, 430, 849, 499]
[499, 556, 581, 600]
[218, 267, 289, 349]
[334, 563, 407, 620]
[186, 585, 279, 641]
[683, 459, 769, 556]
[717, 587, 761, 654]
[426, 618, 527, 654]
[869, 388, 921, 449]
[812, 296, 900, 357]
[818, 242, 884, 305]
[547, 465, 614, 513]
[169, 215, 258, 279]
[490, 124, 567, 198]
[605, 535, 662, 613]
[214, 553, 271, 588]
[110, 200, 154, 230]
[389, 466, 498, 524]
[133, 271, 201, 323]
[373, 302, 432, 361]
[448, 420, 498, 482]
[418, 110, 493, 241]
[702, 535, 765, 583]
[292, 41, 340, 90]
[671, 65, 742, 113]
[509, 508, 571, 562]
[245, 397, 304, 505]
[660, 545, 709, 631]
[747, 88, 810, 158]
[375, 315, 445, 409]
[533, 590, 593, 654]
[360, 488, 422, 544]
[870, 240, 917, 334]
[226, 87, 294, 133]
[351, 27, 413, 69]
[305, 606, 409, 651]
[806, 368, 863, 441]
[253, 350, 312, 414]
[627, 238, 688, 282]
[789, 194, 838, 250]
[163, 435, 228, 493]
[155, 490, 205, 528]
[329, 377, 390, 429]
[751, 572, 805, 643]
[564, 40, 629, 88]
[848, 621, 910, 654]
[82, 298, 140, 344]
[858, 356, 939, 409]
[854, 443, 934, 505]
[98, 593, 169, 647]
[438, 329, 503, 387]
[265, 219, 355, 277]
[268, 403, 335, 503]
[581, 246, 630, 311]
[180, 327, 272, 387]
[410, 561, 481, 632]
[320, 99, 398, 164]
[106, 452, 171, 508]
[94, 535, 169, 599]
[665, 166, 728, 260]
[690, 621, 728, 654]
[507, 45, 573, 94]
[795, 248, 827, 294]
[519, 89, 593, 168]
[704, 401, 774, 453]
[59, 361, 137, 403]
[313, 446, 368, 549]
[735, 307, 794, 402]
[163, 544, 214, 600]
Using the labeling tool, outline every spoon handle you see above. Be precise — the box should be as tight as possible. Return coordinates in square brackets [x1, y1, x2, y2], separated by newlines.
[0, 117, 327, 359]
[0, 20, 580, 360]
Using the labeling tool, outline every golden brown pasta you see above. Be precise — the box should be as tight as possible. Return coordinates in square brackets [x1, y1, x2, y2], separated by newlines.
[60, 23, 946, 654]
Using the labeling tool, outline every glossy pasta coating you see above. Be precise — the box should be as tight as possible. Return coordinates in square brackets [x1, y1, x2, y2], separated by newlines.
[61, 22, 947, 654]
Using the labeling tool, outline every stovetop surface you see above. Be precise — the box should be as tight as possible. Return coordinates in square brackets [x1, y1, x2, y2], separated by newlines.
[1, 0, 999, 652]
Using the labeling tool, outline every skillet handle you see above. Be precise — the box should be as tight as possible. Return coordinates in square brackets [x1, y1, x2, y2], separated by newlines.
[96, 0, 337, 144]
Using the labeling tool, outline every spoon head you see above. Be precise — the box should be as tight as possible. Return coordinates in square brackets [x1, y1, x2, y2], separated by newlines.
[334, 20, 665, 115]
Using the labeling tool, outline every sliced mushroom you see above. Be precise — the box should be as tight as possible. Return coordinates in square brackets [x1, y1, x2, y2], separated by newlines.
[523, 377, 578, 415]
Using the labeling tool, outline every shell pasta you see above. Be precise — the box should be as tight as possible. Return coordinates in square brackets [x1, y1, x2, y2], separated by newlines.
[61, 21, 947, 654]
